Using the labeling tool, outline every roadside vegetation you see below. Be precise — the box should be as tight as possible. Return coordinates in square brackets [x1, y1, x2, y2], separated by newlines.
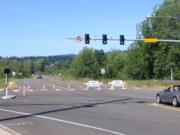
[0, 80, 4, 89]
[0, 79, 17, 89]
[0, 0, 179, 89]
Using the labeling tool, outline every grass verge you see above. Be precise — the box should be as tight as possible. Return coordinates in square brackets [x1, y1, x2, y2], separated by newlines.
[0, 79, 4, 89]
[0, 79, 17, 89]
[125, 80, 179, 89]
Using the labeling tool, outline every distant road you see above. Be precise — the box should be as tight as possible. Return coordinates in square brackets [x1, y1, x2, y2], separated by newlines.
[0, 77, 179, 135]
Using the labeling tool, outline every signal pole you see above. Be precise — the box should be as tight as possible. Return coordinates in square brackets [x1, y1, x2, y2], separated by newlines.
[2, 68, 16, 99]
[67, 35, 180, 44]
[170, 67, 174, 82]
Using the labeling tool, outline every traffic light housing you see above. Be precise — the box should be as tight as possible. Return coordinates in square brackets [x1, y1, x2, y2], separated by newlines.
[4, 68, 11, 74]
[120, 35, 125, 45]
[102, 34, 107, 44]
[85, 34, 90, 44]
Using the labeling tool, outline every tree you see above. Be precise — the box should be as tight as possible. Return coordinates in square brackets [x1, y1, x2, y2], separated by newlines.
[125, 44, 151, 79]
[106, 50, 127, 79]
[127, 0, 180, 79]
[94, 49, 107, 78]
[70, 48, 107, 79]
[34, 59, 45, 73]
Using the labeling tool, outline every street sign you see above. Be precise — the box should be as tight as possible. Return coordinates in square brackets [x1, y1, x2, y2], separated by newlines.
[144, 38, 158, 43]
[12, 71, 16, 77]
[76, 36, 82, 42]
[101, 68, 106, 75]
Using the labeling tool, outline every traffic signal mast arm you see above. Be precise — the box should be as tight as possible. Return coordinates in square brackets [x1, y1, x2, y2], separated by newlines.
[89, 38, 180, 43]
[126, 38, 180, 43]
[135, 39, 180, 43]
[67, 35, 180, 44]
[154, 39, 180, 43]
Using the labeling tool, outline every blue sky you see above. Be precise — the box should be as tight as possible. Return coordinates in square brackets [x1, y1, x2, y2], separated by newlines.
[0, 0, 163, 57]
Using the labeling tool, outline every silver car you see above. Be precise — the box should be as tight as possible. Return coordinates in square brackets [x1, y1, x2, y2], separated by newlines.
[156, 85, 180, 107]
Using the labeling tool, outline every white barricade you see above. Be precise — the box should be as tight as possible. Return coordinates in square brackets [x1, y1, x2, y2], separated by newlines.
[84, 81, 101, 90]
[109, 80, 125, 90]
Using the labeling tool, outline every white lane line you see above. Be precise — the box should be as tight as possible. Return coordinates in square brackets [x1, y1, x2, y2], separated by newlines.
[5, 122, 34, 126]
[0, 124, 22, 135]
[0, 108, 126, 135]
[37, 115, 126, 135]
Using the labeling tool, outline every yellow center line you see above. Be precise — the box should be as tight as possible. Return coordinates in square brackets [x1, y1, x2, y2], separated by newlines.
[149, 103, 180, 112]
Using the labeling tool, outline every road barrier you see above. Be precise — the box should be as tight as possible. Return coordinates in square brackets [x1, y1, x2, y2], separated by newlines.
[109, 80, 125, 90]
[84, 81, 101, 90]
[23, 86, 26, 96]
[1, 78, 129, 98]
[41, 84, 48, 91]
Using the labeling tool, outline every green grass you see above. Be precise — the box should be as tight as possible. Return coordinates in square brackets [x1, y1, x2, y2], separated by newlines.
[0, 79, 4, 88]
[0, 79, 17, 89]
[125, 80, 175, 89]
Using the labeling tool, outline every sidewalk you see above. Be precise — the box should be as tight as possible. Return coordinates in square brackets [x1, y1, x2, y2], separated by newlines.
[0, 124, 21, 135]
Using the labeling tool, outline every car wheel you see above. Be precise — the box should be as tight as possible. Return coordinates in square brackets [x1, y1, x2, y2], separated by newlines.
[172, 97, 179, 107]
[156, 95, 161, 104]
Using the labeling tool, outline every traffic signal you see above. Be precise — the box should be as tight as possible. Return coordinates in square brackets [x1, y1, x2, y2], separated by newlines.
[85, 34, 90, 44]
[102, 34, 107, 44]
[120, 35, 125, 45]
[4, 68, 11, 74]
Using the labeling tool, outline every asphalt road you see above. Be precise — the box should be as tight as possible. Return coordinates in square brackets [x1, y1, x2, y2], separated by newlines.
[0, 77, 180, 135]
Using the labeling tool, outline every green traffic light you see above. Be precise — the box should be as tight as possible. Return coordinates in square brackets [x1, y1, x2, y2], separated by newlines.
[102, 34, 107, 44]
[85, 34, 90, 44]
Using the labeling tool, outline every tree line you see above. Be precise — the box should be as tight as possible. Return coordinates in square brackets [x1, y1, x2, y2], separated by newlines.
[0, 55, 74, 79]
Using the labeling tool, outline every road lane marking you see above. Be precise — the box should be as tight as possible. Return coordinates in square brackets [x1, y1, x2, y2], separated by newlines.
[0, 108, 126, 135]
[0, 124, 22, 135]
[5, 122, 34, 126]
[149, 103, 180, 112]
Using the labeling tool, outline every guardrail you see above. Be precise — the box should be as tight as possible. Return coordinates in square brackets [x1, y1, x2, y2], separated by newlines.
[109, 80, 125, 90]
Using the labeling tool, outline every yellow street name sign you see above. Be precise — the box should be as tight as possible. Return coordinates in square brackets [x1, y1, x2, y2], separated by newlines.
[144, 38, 158, 43]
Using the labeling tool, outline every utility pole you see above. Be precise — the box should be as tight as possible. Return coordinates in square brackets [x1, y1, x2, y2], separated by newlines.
[2, 68, 16, 99]
[170, 67, 174, 82]
[2, 68, 10, 99]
